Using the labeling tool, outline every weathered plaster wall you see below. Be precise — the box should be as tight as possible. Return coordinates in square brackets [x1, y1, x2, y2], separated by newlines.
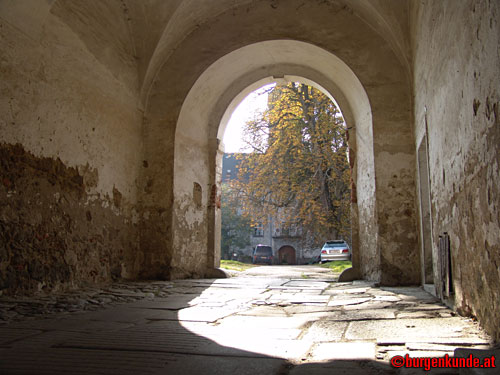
[355, 104, 380, 282]
[412, 0, 500, 341]
[0, 0, 143, 293]
[171, 132, 211, 278]
[371, 75, 419, 286]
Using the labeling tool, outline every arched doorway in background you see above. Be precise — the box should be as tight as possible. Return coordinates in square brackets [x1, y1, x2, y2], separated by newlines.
[278, 246, 296, 265]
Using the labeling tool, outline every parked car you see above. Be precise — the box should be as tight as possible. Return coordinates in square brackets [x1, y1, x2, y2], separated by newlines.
[252, 245, 273, 265]
[320, 240, 351, 263]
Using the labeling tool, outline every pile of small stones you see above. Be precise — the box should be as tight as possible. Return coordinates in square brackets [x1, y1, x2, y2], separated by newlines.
[0, 281, 174, 323]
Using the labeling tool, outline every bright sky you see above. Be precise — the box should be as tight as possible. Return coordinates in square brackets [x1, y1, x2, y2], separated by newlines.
[223, 84, 274, 153]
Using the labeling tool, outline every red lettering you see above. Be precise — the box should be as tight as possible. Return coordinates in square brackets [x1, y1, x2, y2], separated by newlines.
[423, 358, 431, 371]
[431, 358, 438, 368]
[445, 354, 453, 367]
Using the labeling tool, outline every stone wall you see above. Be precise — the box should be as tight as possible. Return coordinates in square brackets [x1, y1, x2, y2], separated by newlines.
[0, 1, 143, 294]
[412, 0, 500, 342]
[0, 144, 140, 294]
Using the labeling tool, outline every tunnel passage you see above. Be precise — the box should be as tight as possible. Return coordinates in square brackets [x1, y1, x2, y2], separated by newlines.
[1, 0, 498, 343]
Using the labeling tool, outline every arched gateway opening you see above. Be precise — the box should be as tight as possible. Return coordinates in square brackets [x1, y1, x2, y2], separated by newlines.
[168, 39, 418, 285]
[278, 246, 297, 266]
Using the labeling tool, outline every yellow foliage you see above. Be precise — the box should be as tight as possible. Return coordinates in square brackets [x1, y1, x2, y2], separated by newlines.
[234, 83, 351, 241]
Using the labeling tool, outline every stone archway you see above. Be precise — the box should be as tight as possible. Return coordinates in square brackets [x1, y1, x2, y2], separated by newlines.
[278, 246, 297, 265]
[172, 40, 375, 278]
[168, 38, 417, 284]
[143, 0, 418, 285]
[173, 40, 370, 280]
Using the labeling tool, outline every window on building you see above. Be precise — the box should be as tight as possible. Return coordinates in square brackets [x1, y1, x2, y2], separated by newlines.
[253, 223, 264, 237]
[281, 222, 290, 236]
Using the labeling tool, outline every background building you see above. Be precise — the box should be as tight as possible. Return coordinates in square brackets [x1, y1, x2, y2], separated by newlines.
[222, 153, 342, 264]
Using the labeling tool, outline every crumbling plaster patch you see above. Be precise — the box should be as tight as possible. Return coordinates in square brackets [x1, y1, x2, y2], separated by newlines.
[0, 144, 140, 294]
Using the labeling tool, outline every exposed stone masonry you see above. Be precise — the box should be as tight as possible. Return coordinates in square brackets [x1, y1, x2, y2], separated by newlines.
[0, 143, 140, 295]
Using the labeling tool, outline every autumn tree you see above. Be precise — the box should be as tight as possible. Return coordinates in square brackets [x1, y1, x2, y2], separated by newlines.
[220, 183, 253, 259]
[231, 83, 351, 242]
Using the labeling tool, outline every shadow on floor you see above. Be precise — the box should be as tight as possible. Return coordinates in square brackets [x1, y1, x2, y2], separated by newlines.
[0, 278, 400, 375]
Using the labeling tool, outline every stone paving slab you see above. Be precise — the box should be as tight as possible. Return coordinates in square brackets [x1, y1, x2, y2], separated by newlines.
[289, 360, 395, 375]
[283, 281, 332, 289]
[190, 325, 304, 341]
[328, 287, 371, 294]
[6, 317, 134, 333]
[61, 305, 169, 323]
[201, 337, 313, 359]
[311, 342, 377, 360]
[177, 306, 244, 322]
[300, 320, 349, 342]
[218, 314, 313, 330]
[387, 349, 455, 358]
[268, 294, 331, 305]
[324, 309, 397, 321]
[0, 329, 95, 350]
[53, 328, 254, 358]
[406, 304, 449, 311]
[125, 294, 198, 310]
[373, 295, 403, 302]
[381, 287, 440, 302]
[237, 305, 288, 316]
[175, 319, 304, 341]
[161, 353, 288, 375]
[406, 342, 490, 352]
[346, 317, 482, 342]
[0, 328, 43, 346]
[395, 311, 443, 319]
[377, 337, 492, 346]
[344, 301, 394, 310]
[283, 305, 340, 315]
[0, 347, 179, 375]
[328, 297, 371, 306]
[267, 287, 304, 292]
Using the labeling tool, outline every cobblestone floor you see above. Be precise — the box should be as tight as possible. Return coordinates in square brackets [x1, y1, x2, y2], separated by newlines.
[0, 265, 496, 374]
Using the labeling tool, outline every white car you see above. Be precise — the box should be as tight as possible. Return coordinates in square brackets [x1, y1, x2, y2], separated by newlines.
[320, 240, 351, 263]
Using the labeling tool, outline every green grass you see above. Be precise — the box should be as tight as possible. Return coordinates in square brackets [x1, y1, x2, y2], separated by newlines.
[220, 260, 257, 272]
[319, 260, 352, 273]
